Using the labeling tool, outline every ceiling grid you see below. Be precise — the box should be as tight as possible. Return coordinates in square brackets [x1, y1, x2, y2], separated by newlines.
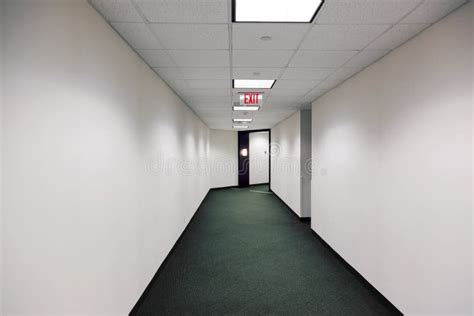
[88, 0, 469, 130]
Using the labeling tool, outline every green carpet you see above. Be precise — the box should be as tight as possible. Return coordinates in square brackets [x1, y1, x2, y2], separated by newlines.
[133, 185, 400, 315]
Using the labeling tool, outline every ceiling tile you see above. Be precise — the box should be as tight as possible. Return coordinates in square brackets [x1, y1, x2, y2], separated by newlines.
[316, 0, 422, 24]
[367, 24, 430, 50]
[261, 108, 298, 116]
[193, 104, 231, 111]
[195, 111, 231, 118]
[93, 0, 456, 132]
[111, 23, 162, 49]
[401, 0, 467, 23]
[316, 77, 345, 90]
[197, 111, 232, 118]
[233, 111, 258, 118]
[264, 95, 302, 107]
[302, 88, 328, 102]
[273, 80, 321, 90]
[181, 68, 230, 79]
[165, 79, 189, 90]
[253, 118, 290, 126]
[200, 119, 231, 125]
[209, 125, 232, 130]
[183, 96, 230, 106]
[328, 67, 363, 80]
[198, 118, 232, 127]
[181, 89, 231, 97]
[196, 106, 231, 113]
[89, 0, 143, 22]
[186, 80, 230, 89]
[289, 50, 358, 67]
[150, 24, 228, 49]
[257, 114, 290, 124]
[267, 95, 302, 102]
[233, 50, 294, 67]
[153, 68, 183, 80]
[271, 89, 310, 97]
[203, 121, 231, 127]
[230, 93, 245, 104]
[259, 106, 290, 114]
[137, 50, 176, 67]
[135, 0, 228, 23]
[301, 24, 391, 50]
[345, 50, 389, 68]
[280, 68, 334, 80]
[206, 122, 232, 128]
[204, 118, 232, 123]
[259, 108, 297, 115]
[258, 111, 296, 119]
[232, 24, 310, 50]
[195, 114, 232, 122]
[169, 50, 230, 67]
[232, 68, 283, 79]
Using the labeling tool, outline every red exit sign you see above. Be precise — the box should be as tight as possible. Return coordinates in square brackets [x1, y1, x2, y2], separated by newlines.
[240, 93, 263, 106]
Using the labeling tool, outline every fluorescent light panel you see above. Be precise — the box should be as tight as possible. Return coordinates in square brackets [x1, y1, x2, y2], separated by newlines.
[233, 105, 260, 111]
[233, 79, 275, 89]
[233, 118, 253, 123]
[234, 125, 249, 129]
[234, 0, 324, 23]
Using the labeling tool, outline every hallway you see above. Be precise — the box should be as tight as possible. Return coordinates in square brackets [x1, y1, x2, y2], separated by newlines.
[133, 185, 399, 315]
[1, 0, 472, 314]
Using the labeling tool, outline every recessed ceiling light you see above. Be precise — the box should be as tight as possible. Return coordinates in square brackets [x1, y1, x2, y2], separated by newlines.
[233, 118, 253, 123]
[233, 105, 260, 111]
[234, 125, 249, 129]
[233, 0, 324, 23]
[260, 36, 272, 41]
[233, 79, 275, 89]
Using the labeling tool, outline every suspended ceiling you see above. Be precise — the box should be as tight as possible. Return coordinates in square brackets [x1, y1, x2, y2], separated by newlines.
[89, 0, 468, 130]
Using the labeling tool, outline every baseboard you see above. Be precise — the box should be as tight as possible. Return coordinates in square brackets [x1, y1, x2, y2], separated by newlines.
[269, 189, 400, 314]
[310, 230, 403, 316]
[269, 188, 309, 222]
[129, 189, 211, 315]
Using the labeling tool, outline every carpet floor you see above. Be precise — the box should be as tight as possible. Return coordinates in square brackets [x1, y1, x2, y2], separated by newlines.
[133, 185, 400, 315]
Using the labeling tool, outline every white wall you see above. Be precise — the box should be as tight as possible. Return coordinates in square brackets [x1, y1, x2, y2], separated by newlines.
[1, 0, 210, 315]
[249, 131, 269, 185]
[210, 129, 238, 188]
[271, 111, 312, 217]
[311, 3, 472, 315]
[0, 0, 4, 312]
[271, 112, 302, 216]
[472, 10, 474, 313]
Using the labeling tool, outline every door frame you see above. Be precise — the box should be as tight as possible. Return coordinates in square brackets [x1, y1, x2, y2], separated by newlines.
[238, 129, 271, 188]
